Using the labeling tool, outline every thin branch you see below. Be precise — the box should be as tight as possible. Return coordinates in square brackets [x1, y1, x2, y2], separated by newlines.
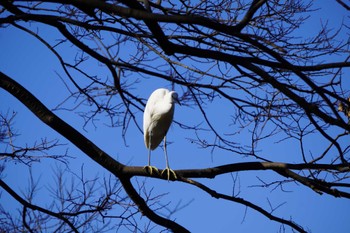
[178, 177, 306, 233]
[0, 179, 78, 233]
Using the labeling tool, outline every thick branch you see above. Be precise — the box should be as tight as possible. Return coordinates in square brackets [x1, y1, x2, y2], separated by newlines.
[124, 162, 350, 198]
[124, 162, 350, 178]
[0, 71, 189, 232]
[0, 72, 125, 174]
[119, 178, 190, 233]
[235, 0, 267, 32]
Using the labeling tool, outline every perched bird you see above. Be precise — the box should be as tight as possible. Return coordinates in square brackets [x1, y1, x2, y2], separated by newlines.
[143, 88, 180, 180]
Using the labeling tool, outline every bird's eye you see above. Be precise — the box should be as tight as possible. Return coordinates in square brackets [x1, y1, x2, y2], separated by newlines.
[171, 92, 181, 105]
[172, 92, 178, 99]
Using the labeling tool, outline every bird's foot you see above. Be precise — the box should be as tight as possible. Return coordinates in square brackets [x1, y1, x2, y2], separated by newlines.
[143, 165, 159, 176]
[161, 167, 177, 181]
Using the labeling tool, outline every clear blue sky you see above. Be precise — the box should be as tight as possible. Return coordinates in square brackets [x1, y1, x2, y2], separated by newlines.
[1, 1, 349, 232]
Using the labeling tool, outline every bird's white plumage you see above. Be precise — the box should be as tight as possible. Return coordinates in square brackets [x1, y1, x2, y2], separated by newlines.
[143, 88, 179, 179]
[143, 88, 178, 150]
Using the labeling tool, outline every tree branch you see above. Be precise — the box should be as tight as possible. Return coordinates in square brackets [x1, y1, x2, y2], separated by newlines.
[0, 179, 78, 233]
[0, 71, 125, 174]
[0, 71, 189, 232]
[178, 177, 307, 233]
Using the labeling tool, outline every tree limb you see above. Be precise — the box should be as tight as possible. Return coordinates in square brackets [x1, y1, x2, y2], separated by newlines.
[0, 71, 189, 232]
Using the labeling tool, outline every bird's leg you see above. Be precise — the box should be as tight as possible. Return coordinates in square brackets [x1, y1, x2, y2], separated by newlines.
[161, 135, 177, 180]
[144, 131, 159, 176]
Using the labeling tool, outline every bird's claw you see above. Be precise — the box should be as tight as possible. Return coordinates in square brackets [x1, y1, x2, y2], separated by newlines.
[144, 165, 159, 176]
[161, 168, 177, 180]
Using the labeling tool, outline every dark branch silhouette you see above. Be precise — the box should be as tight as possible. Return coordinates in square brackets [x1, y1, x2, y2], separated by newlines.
[1, 0, 349, 232]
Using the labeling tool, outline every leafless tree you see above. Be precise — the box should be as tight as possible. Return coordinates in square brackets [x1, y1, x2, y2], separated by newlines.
[0, 1, 350, 232]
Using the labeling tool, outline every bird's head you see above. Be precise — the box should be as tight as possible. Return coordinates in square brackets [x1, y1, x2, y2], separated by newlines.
[170, 91, 181, 105]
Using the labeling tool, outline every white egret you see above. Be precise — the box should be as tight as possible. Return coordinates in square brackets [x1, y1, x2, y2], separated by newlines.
[143, 88, 180, 180]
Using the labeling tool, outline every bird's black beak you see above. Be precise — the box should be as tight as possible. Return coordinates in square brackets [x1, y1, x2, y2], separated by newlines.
[175, 97, 181, 105]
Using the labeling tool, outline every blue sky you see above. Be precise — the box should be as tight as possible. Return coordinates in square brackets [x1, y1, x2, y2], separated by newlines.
[1, 1, 350, 232]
